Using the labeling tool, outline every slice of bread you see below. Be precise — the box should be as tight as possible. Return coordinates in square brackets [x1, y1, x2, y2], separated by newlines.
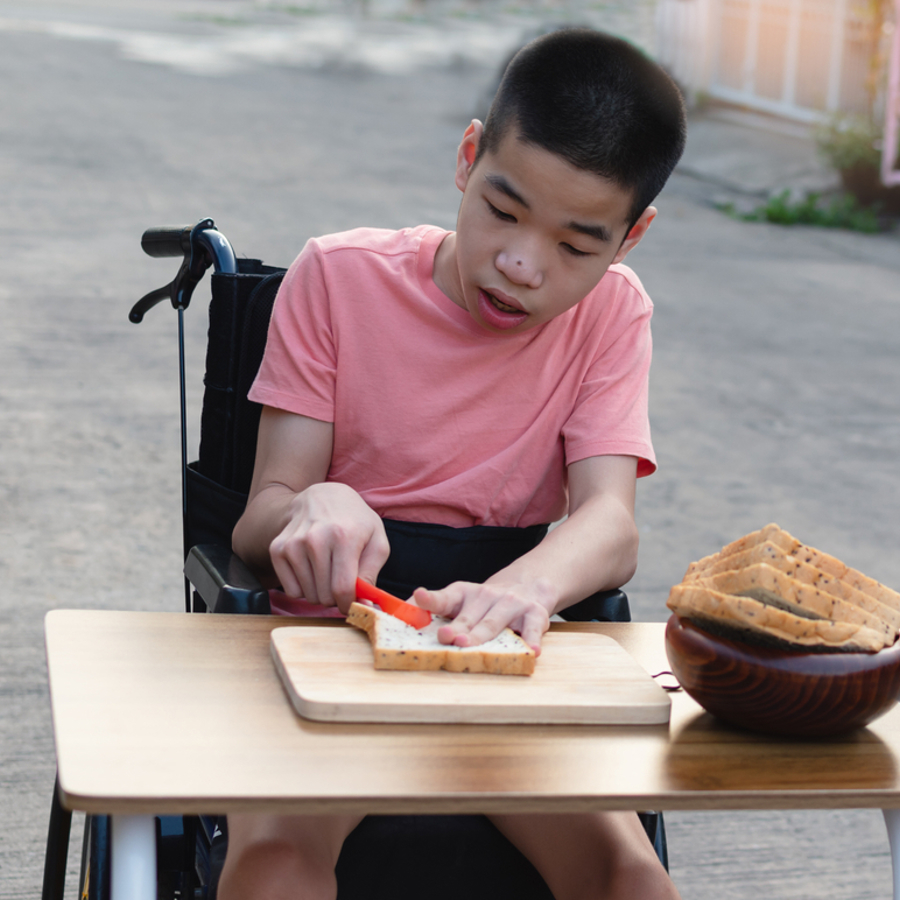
[667, 583, 889, 653]
[689, 524, 900, 613]
[683, 541, 900, 631]
[691, 564, 896, 645]
[670, 525, 900, 652]
[346, 602, 536, 676]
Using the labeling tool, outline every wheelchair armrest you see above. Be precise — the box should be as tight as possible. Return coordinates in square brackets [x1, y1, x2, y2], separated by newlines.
[184, 544, 271, 615]
[559, 589, 630, 623]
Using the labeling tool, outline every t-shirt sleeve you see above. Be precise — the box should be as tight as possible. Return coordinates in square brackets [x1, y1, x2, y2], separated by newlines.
[247, 239, 337, 423]
[561, 271, 656, 477]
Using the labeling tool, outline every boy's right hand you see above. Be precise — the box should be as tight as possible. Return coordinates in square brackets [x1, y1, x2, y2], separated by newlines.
[268, 482, 390, 614]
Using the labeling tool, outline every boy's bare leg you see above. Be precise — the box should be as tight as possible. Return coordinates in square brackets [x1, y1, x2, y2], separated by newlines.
[489, 811, 680, 900]
[218, 813, 364, 900]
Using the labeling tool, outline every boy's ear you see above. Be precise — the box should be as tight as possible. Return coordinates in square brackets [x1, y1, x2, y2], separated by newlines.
[455, 120, 484, 192]
[612, 206, 657, 265]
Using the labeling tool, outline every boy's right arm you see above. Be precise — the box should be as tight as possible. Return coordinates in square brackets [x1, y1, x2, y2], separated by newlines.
[231, 406, 390, 613]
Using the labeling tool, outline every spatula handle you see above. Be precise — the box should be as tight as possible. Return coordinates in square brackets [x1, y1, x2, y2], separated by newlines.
[355, 578, 432, 629]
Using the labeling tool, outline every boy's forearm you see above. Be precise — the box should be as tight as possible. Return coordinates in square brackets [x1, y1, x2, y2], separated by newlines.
[232, 484, 298, 586]
[232, 409, 336, 586]
[487, 494, 639, 615]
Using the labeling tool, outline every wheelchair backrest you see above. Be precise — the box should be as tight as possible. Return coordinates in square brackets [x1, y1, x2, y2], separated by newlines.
[186, 260, 285, 552]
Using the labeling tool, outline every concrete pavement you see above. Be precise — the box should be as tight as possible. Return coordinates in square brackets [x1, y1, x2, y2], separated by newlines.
[682, 106, 839, 199]
[1, 2, 899, 898]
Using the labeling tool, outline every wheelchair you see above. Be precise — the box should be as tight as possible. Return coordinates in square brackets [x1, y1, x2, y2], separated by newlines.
[42, 218, 668, 900]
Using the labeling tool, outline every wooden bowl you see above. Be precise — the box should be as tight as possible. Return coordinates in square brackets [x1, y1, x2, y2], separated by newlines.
[665, 615, 900, 737]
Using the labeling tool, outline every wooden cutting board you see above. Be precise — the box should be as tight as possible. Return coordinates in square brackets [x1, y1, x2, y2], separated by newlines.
[271, 626, 671, 725]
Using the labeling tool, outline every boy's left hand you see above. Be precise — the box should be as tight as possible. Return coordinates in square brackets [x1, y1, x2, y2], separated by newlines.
[412, 580, 557, 655]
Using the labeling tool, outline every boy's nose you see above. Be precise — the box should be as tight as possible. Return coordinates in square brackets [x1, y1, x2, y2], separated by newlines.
[494, 249, 543, 289]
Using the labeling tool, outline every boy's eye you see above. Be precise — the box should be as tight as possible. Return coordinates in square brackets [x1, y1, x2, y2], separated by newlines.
[486, 201, 516, 223]
[561, 243, 591, 258]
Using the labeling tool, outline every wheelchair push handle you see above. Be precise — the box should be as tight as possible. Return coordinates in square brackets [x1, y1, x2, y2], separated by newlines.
[129, 217, 238, 323]
[141, 225, 192, 258]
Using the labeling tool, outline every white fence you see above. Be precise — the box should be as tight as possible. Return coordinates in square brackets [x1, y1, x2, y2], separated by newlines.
[884, 0, 900, 184]
[656, 0, 881, 122]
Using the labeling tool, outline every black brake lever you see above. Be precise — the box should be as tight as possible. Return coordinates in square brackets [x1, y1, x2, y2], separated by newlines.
[129, 217, 236, 324]
[128, 283, 175, 324]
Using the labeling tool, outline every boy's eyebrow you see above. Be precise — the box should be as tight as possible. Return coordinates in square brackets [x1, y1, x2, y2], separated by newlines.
[484, 173, 613, 244]
[565, 221, 614, 244]
[484, 174, 529, 209]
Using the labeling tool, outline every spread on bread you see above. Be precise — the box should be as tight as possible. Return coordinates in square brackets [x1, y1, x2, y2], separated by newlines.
[667, 524, 900, 653]
[347, 601, 536, 675]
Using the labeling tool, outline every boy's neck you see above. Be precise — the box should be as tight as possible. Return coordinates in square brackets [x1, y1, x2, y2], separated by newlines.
[431, 230, 463, 310]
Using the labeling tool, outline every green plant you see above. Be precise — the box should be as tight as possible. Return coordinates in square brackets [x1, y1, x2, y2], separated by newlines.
[814, 113, 882, 172]
[719, 190, 884, 233]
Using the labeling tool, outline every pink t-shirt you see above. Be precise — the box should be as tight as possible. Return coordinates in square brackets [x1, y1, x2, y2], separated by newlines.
[249, 225, 655, 531]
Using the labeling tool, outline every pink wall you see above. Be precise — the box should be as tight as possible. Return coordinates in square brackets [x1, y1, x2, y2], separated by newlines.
[882, 0, 900, 185]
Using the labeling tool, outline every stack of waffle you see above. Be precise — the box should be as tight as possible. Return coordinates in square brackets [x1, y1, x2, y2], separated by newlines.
[667, 524, 900, 652]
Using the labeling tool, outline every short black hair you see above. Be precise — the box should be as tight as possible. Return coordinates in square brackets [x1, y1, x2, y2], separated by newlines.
[478, 28, 687, 229]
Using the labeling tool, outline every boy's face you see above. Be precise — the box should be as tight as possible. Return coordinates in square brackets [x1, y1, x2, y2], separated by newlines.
[433, 121, 655, 335]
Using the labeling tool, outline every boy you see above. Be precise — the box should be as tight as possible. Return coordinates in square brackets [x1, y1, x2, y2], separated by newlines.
[224, 27, 685, 900]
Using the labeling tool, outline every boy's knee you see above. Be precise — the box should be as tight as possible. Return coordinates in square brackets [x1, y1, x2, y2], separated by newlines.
[560, 842, 677, 900]
[605, 852, 680, 900]
[219, 835, 337, 900]
[493, 811, 678, 900]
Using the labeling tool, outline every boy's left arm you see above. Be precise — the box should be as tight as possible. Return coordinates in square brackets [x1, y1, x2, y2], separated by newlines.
[413, 455, 639, 654]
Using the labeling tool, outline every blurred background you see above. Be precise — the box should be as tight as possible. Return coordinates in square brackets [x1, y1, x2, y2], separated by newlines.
[2, 1, 900, 898]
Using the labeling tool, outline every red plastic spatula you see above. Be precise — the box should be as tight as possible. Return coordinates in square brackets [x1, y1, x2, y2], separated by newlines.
[355, 578, 432, 629]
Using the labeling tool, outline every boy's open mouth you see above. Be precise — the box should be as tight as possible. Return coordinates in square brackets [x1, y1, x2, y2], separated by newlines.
[477, 289, 529, 330]
[486, 291, 521, 314]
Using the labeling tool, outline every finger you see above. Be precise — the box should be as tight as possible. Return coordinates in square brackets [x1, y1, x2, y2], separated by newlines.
[516, 607, 551, 656]
[330, 537, 363, 614]
[270, 550, 301, 598]
[328, 522, 392, 614]
[417, 584, 496, 647]
[357, 526, 392, 591]
[302, 527, 339, 607]
[412, 585, 467, 618]
[429, 585, 504, 645]
[288, 546, 324, 605]
[455, 602, 521, 647]
[440, 587, 551, 649]
[269, 534, 307, 600]
[412, 586, 473, 646]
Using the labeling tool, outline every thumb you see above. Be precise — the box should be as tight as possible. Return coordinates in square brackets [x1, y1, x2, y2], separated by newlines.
[412, 585, 462, 616]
